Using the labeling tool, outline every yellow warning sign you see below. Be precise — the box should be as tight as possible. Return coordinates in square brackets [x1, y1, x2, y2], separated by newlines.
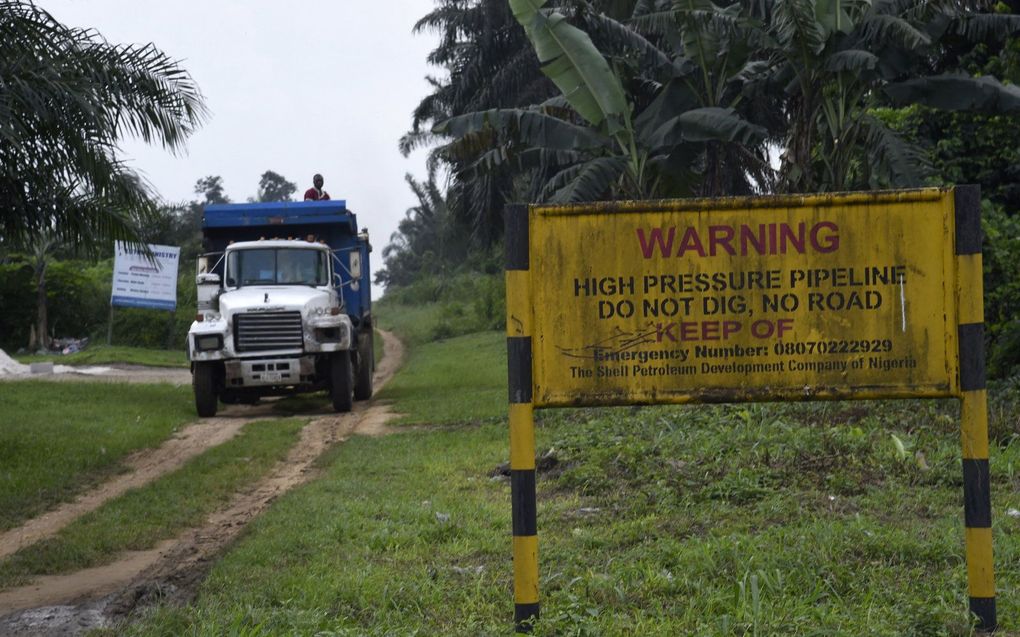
[525, 189, 960, 406]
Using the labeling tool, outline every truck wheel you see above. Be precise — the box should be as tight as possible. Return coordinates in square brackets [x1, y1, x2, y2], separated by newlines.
[330, 352, 354, 413]
[354, 332, 374, 401]
[193, 362, 219, 417]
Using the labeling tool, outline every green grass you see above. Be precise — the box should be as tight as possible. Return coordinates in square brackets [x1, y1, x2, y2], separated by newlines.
[0, 381, 195, 531]
[375, 295, 445, 347]
[118, 400, 1020, 636]
[0, 418, 305, 589]
[374, 272, 504, 349]
[118, 423, 512, 636]
[374, 330, 506, 424]
[16, 345, 188, 368]
[113, 296, 1020, 635]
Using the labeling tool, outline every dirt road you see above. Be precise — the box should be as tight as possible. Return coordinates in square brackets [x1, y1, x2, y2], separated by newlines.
[0, 331, 405, 635]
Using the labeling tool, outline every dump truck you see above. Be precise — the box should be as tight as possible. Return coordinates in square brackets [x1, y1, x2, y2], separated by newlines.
[186, 200, 372, 416]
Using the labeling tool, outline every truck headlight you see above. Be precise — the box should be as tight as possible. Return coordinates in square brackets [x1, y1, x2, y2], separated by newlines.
[194, 334, 223, 351]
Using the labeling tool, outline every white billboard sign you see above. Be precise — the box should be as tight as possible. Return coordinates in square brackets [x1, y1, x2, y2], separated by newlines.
[111, 242, 180, 311]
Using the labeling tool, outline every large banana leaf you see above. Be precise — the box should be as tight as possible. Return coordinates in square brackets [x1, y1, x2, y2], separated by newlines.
[546, 156, 630, 203]
[952, 13, 1020, 42]
[885, 74, 1020, 113]
[509, 0, 631, 142]
[580, 8, 679, 80]
[824, 49, 878, 72]
[814, 0, 860, 35]
[861, 116, 929, 189]
[634, 80, 702, 145]
[643, 107, 767, 150]
[772, 0, 827, 54]
[857, 13, 931, 49]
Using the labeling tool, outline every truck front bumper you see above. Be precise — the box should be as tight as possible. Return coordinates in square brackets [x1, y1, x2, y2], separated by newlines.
[224, 355, 318, 388]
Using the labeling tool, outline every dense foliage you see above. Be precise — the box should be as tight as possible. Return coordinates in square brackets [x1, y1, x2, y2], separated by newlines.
[380, 0, 1020, 374]
[0, 171, 298, 353]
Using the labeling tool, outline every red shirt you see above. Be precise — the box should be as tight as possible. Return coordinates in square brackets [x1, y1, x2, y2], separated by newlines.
[303, 187, 330, 201]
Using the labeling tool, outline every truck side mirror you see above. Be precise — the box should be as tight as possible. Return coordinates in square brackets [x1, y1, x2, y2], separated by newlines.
[197, 272, 221, 286]
[349, 252, 362, 280]
[197, 273, 222, 312]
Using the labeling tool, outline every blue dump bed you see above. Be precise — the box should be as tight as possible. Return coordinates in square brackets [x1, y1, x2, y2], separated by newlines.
[202, 200, 372, 328]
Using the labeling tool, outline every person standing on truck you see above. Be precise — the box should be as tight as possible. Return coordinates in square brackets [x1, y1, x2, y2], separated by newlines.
[303, 174, 330, 201]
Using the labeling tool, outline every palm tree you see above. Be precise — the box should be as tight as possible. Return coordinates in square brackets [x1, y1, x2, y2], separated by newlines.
[0, 1, 207, 253]
[435, 0, 767, 204]
[377, 169, 468, 287]
[403, 0, 559, 246]
[22, 231, 61, 351]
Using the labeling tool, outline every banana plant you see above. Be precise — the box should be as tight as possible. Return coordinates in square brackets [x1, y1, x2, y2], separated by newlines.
[759, 0, 1020, 192]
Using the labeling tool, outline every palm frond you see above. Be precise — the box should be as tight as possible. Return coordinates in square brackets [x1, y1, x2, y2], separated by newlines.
[434, 108, 610, 151]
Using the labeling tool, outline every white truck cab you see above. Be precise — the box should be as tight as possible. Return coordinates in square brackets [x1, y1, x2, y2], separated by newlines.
[187, 239, 359, 416]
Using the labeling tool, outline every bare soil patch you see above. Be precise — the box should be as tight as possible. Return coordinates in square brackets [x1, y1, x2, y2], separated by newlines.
[0, 330, 405, 635]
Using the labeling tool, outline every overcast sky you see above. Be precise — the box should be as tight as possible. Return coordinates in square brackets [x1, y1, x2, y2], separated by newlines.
[42, 0, 440, 297]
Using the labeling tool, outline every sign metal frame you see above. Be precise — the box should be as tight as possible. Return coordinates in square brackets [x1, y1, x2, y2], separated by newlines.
[504, 186, 995, 632]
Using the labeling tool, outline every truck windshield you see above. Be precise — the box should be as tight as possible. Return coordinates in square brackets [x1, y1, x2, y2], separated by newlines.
[226, 248, 328, 287]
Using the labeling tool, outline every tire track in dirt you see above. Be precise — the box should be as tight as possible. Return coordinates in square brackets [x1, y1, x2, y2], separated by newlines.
[0, 410, 264, 561]
[0, 330, 405, 631]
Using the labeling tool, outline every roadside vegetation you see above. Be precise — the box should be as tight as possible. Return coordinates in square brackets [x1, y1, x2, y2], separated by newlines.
[0, 382, 194, 531]
[374, 329, 505, 424]
[116, 290, 1020, 635]
[15, 345, 189, 369]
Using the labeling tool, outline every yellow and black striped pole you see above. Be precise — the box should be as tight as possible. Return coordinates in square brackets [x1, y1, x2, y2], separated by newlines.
[955, 185, 996, 631]
[506, 204, 539, 632]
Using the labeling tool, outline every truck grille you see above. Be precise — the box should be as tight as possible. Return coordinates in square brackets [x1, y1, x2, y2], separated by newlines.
[234, 311, 303, 352]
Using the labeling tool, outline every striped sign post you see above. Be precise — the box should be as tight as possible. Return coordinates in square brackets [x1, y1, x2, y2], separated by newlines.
[504, 187, 995, 632]
[955, 186, 995, 627]
[506, 204, 539, 631]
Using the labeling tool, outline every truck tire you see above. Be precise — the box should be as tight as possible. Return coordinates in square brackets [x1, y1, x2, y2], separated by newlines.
[330, 352, 354, 413]
[193, 362, 219, 417]
[354, 332, 374, 401]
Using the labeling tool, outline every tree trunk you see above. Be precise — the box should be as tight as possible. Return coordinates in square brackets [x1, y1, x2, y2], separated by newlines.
[780, 95, 815, 193]
[34, 260, 49, 351]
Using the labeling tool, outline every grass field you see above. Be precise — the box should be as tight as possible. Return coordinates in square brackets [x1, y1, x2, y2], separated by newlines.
[375, 296, 445, 348]
[16, 345, 188, 368]
[0, 418, 305, 589]
[374, 330, 506, 424]
[114, 295, 1020, 635]
[118, 397, 1020, 635]
[0, 382, 195, 531]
